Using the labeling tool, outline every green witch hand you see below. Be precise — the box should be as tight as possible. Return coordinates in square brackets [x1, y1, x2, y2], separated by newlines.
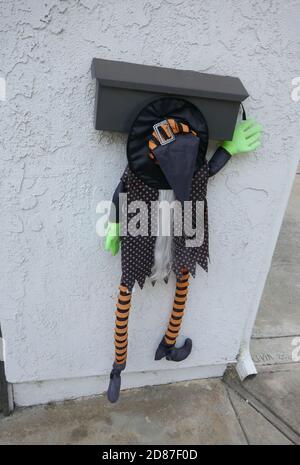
[104, 222, 120, 256]
[222, 119, 262, 156]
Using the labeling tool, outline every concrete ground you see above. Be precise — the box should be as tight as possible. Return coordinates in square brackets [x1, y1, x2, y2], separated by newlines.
[0, 366, 299, 445]
[0, 169, 299, 445]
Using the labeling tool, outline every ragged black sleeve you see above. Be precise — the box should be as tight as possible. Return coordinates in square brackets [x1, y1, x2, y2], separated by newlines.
[208, 147, 232, 177]
[109, 179, 126, 223]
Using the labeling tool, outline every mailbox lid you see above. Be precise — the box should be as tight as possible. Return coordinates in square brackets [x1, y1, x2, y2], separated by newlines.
[91, 58, 249, 102]
[91, 58, 249, 140]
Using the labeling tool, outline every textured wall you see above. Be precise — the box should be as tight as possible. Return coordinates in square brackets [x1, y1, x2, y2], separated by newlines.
[0, 1, 299, 398]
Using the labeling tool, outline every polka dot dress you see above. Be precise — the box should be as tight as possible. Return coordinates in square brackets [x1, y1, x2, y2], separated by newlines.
[120, 167, 159, 291]
[173, 163, 209, 280]
[120, 163, 209, 292]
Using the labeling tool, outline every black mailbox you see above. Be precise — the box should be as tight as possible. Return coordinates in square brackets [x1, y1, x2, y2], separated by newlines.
[91, 58, 249, 140]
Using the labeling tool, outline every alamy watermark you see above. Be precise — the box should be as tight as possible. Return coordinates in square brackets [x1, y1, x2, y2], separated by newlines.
[291, 337, 300, 362]
[0, 77, 6, 101]
[96, 195, 205, 248]
[291, 77, 300, 102]
[0, 336, 5, 362]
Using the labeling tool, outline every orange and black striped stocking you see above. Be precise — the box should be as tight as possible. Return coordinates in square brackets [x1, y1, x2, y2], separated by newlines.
[114, 284, 132, 365]
[164, 269, 190, 346]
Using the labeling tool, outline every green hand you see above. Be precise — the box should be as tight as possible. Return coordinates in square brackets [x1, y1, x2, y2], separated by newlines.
[104, 222, 120, 256]
[222, 119, 262, 156]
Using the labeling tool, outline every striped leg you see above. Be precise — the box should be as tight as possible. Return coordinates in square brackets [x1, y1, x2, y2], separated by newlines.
[114, 284, 132, 366]
[164, 269, 190, 346]
[107, 284, 131, 403]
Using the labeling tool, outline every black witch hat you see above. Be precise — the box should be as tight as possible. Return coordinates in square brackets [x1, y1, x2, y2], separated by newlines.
[126, 97, 209, 203]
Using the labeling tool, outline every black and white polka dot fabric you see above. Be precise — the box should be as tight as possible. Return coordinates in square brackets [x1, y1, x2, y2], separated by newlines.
[173, 163, 209, 280]
[120, 167, 159, 291]
[120, 163, 209, 292]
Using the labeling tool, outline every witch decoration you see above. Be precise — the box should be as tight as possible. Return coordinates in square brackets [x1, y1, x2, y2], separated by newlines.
[103, 97, 262, 403]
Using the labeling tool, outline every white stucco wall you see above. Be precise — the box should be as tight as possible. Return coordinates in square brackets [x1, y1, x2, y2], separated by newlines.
[0, 0, 299, 406]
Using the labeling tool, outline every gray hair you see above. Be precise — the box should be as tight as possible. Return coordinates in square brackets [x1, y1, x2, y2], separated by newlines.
[150, 189, 175, 282]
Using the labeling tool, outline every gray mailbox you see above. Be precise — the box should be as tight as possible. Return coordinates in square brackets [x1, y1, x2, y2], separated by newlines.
[91, 58, 249, 140]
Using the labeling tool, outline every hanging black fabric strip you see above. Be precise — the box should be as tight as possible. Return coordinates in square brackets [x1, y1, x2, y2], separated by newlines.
[241, 103, 247, 121]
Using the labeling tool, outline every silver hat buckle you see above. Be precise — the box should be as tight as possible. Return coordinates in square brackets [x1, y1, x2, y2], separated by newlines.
[153, 120, 175, 146]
